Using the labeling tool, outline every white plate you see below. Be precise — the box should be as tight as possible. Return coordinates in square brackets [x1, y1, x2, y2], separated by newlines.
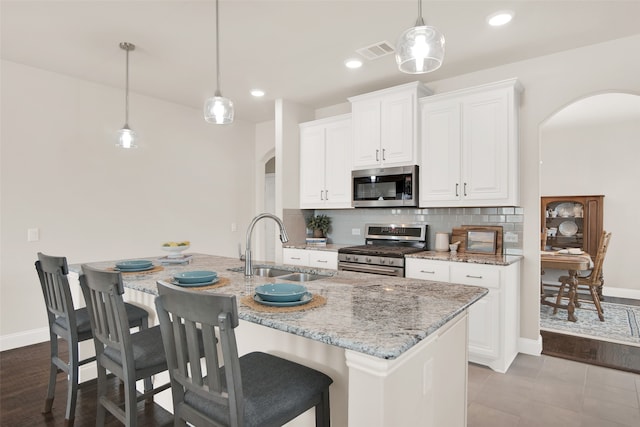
[558, 221, 578, 237]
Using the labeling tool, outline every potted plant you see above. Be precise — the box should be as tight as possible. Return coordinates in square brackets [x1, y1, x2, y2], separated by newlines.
[306, 214, 331, 238]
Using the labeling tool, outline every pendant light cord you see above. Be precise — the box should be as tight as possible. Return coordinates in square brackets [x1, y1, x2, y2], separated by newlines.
[125, 45, 130, 126]
[416, 0, 425, 26]
[215, 0, 222, 97]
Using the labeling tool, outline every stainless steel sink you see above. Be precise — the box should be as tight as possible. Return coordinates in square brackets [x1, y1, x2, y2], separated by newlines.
[252, 267, 292, 277]
[277, 273, 325, 282]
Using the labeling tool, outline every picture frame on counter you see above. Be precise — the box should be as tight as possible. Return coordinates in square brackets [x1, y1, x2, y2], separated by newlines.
[466, 230, 498, 254]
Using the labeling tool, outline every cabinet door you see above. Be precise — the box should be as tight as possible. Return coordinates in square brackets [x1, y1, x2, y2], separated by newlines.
[461, 88, 510, 202]
[380, 90, 415, 167]
[450, 263, 501, 359]
[283, 248, 309, 266]
[299, 124, 327, 208]
[419, 100, 462, 205]
[323, 118, 352, 208]
[467, 290, 500, 359]
[308, 250, 338, 270]
[352, 99, 381, 168]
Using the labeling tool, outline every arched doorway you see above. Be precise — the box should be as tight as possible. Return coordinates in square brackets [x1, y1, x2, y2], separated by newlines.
[539, 92, 640, 336]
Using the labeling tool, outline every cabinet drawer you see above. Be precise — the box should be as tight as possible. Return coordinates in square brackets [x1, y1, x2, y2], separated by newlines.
[450, 263, 500, 289]
[405, 259, 450, 282]
[282, 248, 309, 266]
[308, 250, 338, 270]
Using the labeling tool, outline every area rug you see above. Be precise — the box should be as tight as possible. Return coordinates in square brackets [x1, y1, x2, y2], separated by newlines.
[540, 301, 640, 346]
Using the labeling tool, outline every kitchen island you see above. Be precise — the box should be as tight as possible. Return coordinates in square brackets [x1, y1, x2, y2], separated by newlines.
[70, 253, 487, 427]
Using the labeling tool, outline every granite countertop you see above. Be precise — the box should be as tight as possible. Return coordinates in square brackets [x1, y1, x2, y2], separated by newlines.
[70, 253, 487, 360]
[406, 250, 523, 266]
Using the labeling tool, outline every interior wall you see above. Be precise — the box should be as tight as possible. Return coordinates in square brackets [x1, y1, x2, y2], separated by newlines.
[0, 60, 255, 347]
[541, 106, 640, 294]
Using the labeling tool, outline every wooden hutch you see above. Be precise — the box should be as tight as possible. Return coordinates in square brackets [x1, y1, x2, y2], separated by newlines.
[541, 195, 604, 259]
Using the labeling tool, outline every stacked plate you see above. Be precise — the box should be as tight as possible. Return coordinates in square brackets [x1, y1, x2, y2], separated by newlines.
[115, 260, 154, 272]
[254, 283, 312, 307]
[172, 270, 218, 287]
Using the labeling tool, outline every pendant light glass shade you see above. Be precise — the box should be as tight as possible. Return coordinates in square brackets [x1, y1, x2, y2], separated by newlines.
[204, 0, 234, 125]
[117, 42, 137, 148]
[204, 92, 234, 124]
[396, 1, 445, 74]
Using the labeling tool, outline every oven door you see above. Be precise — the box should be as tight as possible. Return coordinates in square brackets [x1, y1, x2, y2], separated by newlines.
[338, 261, 404, 277]
[352, 165, 418, 207]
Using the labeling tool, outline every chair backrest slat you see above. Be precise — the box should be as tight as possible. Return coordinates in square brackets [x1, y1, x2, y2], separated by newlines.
[36, 253, 76, 334]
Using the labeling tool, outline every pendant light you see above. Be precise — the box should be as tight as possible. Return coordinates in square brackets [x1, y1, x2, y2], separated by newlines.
[204, 0, 234, 124]
[395, 0, 445, 74]
[117, 42, 137, 148]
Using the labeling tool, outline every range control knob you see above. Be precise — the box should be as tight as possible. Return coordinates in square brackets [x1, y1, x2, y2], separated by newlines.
[380, 258, 386, 264]
[345, 255, 352, 261]
[353, 256, 359, 262]
[365, 257, 372, 263]
[387, 259, 395, 266]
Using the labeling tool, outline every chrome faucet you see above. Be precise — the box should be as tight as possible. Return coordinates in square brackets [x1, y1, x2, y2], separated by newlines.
[244, 213, 289, 276]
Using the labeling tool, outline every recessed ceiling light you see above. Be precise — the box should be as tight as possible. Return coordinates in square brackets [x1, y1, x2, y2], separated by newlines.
[250, 89, 265, 97]
[344, 58, 363, 69]
[487, 10, 514, 27]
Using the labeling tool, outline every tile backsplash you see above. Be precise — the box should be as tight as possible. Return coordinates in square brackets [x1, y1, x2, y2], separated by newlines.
[285, 207, 524, 255]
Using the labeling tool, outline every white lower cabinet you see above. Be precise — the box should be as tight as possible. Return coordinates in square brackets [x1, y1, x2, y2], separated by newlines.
[405, 258, 520, 373]
[283, 248, 338, 270]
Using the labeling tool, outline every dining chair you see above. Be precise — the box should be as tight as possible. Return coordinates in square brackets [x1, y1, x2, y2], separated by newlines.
[36, 252, 149, 427]
[79, 264, 170, 427]
[154, 280, 333, 427]
[555, 230, 612, 321]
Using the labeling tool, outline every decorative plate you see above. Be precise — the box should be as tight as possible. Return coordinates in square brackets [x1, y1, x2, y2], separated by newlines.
[558, 221, 578, 237]
[555, 203, 575, 218]
[171, 277, 219, 287]
[115, 260, 153, 269]
[173, 270, 218, 284]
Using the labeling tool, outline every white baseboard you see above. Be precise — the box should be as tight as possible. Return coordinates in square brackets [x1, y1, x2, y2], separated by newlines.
[603, 286, 640, 300]
[0, 327, 49, 352]
[518, 335, 543, 356]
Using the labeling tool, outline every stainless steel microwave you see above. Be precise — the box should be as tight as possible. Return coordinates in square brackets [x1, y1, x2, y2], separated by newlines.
[352, 165, 418, 207]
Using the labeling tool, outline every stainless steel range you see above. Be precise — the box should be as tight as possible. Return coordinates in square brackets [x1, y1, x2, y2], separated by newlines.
[338, 223, 428, 277]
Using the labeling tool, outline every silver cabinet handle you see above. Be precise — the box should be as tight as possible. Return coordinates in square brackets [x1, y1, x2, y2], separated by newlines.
[325, 190, 328, 200]
[382, 148, 386, 161]
[464, 183, 468, 196]
[466, 274, 483, 279]
[455, 183, 459, 197]
[420, 270, 436, 274]
[291, 257, 301, 260]
[316, 260, 328, 263]
[320, 190, 324, 200]
[376, 149, 379, 161]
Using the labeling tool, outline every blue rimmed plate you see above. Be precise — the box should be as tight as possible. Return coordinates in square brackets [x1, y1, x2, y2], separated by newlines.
[253, 292, 312, 307]
[171, 277, 219, 288]
[255, 283, 307, 302]
[115, 260, 153, 270]
[173, 270, 217, 284]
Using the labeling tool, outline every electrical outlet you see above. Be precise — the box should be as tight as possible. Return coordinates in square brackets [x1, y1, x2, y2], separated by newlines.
[231, 223, 237, 232]
[27, 228, 39, 242]
[352, 228, 361, 236]
[504, 232, 518, 243]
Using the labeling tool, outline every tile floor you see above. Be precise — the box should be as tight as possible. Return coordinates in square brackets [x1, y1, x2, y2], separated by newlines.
[467, 354, 640, 427]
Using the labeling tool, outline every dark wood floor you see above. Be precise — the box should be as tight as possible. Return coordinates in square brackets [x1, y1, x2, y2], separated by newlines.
[541, 295, 640, 374]
[0, 342, 173, 426]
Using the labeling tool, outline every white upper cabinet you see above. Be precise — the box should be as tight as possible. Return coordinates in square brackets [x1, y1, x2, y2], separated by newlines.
[419, 79, 522, 207]
[349, 82, 432, 170]
[299, 114, 352, 209]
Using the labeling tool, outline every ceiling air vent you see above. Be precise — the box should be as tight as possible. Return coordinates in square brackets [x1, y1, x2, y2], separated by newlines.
[356, 41, 395, 60]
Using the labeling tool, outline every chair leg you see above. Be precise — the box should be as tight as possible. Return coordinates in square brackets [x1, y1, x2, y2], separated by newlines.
[43, 335, 58, 414]
[125, 373, 138, 427]
[315, 390, 331, 427]
[553, 283, 567, 315]
[589, 286, 605, 321]
[95, 365, 108, 427]
[64, 337, 79, 426]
